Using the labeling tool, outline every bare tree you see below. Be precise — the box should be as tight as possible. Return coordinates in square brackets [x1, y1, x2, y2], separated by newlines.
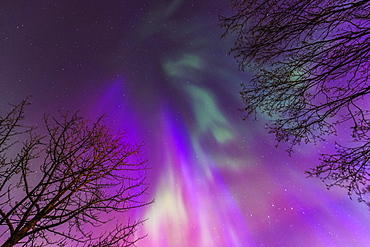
[220, 0, 370, 204]
[0, 99, 152, 246]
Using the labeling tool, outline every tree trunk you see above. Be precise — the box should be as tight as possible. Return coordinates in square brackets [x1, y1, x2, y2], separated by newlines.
[2, 235, 22, 247]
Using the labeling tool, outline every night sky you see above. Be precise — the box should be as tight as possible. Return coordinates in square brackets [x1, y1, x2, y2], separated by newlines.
[2, 0, 370, 246]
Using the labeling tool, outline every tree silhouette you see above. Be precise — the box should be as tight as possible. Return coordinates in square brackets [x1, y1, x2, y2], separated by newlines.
[220, 0, 370, 204]
[0, 99, 152, 246]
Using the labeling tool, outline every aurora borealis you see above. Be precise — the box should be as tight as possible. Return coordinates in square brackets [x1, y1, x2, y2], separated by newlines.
[2, 0, 370, 246]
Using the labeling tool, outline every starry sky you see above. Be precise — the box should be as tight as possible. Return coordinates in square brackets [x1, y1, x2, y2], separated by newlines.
[2, 0, 370, 246]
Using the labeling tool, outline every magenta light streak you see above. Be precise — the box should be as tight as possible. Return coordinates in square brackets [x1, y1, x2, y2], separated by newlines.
[137, 103, 252, 246]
